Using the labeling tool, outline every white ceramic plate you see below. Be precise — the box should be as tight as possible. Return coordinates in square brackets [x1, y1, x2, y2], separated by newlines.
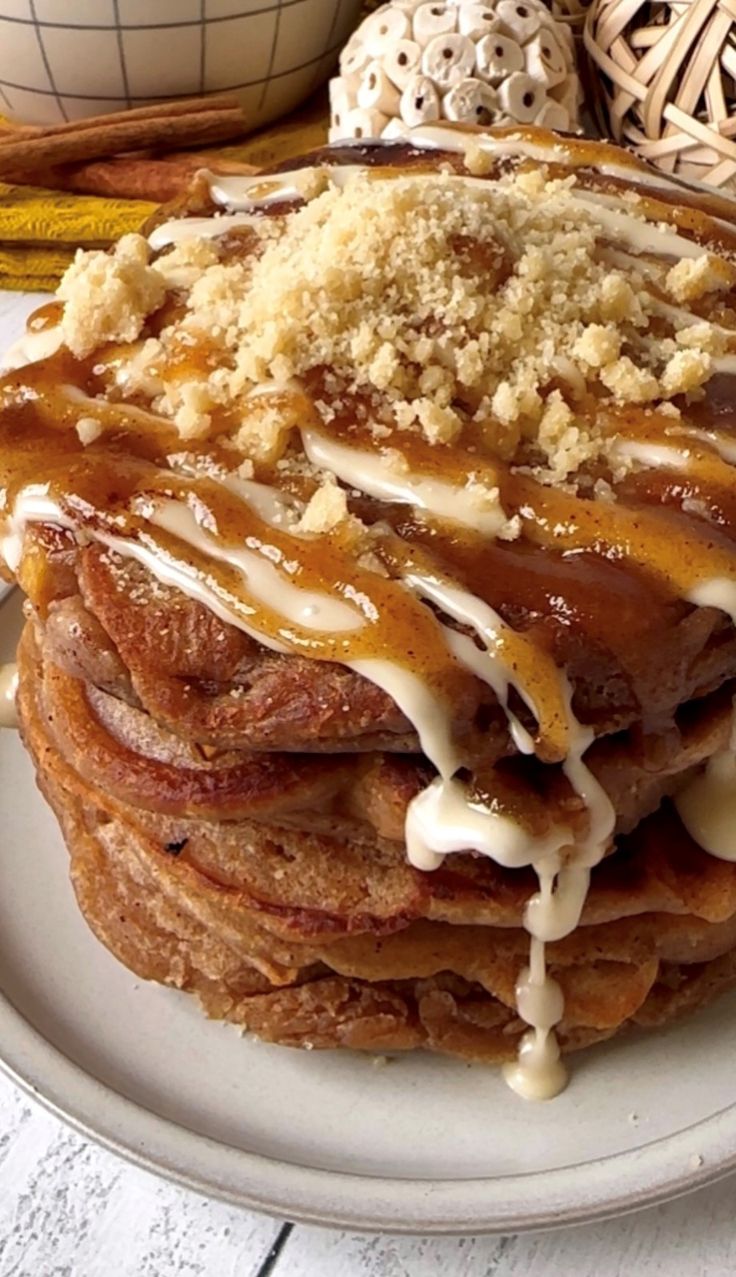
[2, 590, 736, 1234]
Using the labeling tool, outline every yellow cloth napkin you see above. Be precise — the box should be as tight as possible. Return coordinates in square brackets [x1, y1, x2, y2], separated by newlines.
[0, 94, 330, 293]
[0, 180, 157, 291]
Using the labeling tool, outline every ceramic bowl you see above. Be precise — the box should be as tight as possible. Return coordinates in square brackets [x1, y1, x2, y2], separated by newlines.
[0, 0, 361, 127]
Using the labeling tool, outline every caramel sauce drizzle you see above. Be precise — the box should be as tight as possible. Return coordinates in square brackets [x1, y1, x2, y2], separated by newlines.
[0, 356, 478, 744]
[4, 133, 736, 779]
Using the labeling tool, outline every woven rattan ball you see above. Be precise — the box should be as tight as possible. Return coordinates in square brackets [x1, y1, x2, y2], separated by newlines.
[551, 0, 593, 32]
[585, 0, 736, 187]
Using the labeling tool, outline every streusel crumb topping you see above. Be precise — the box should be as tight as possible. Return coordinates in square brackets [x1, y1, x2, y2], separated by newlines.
[58, 164, 729, 487]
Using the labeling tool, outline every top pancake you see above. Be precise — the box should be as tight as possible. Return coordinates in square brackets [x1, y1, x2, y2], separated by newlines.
[4, 124, 736, 844]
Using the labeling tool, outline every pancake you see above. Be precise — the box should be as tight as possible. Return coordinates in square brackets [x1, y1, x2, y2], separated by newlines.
[17, 621, 736, 1064]
[4, 122, 736, 1099]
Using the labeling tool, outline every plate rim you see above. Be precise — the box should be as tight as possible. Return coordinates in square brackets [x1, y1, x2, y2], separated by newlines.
[2, 981, 736, 1234]
[3, 593, 736, 1234]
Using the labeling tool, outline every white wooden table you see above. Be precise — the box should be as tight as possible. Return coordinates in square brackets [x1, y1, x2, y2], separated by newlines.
[2, 292, 736, 1277]
[2, 1067, 736, 1277]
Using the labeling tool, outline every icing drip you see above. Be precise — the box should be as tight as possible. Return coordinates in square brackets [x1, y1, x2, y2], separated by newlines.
[301, 428, 509, 537]
[676, 751, 736, 861]
[399, 571, 542, 755]
[149, 212, 265, 251]
[0, 662, 18, 729]
[150, 500, 364, 634]
[687, 579, 736, 626]
[676, 706, 736, 861]
[405, 671, 614, 1100]
[503, 937, 567, 1101]
[405, 776, 572, 872]
[1, 323, 62, 371]
[205, 164, 365, 210]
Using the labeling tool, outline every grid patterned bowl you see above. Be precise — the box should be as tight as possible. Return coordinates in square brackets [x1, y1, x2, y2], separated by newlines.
[0, 0, 361, 127]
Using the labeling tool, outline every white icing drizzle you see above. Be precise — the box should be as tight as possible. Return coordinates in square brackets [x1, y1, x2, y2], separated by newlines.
[349, 656, 461, 780]
[676, 751, 736, 861]
[503, 937, 567, 1101]
[167, 452, 301, 529]
[302, 428, 508, 537]
[650, 295, 736, 339]
[525, 859, 594, 945]
[1, 324, 62, 372]
[400, 569, 537, 754]
[614, 416, 736, 492]
[676, 702, 736, 861]
[1, 484, 75, 574]
[519, 707, 613, 1096]
[561, 690, 616, 862]
[405, 776, 572, 872]
[709, 353, 736, 379]
[611, 440, 691, 471]
[684, 429, 736, 464]
[204, 164, 365, 211]
[581, 187, 736, 241]
[656, 164, 736, 207]
[396, 123, 630, 174]
[401, 575, 615, 1098]
[150, 164, 370, 249]
[205, 171, 314, 209]
[518, 938, 565, 1028]
[3, 464, 615, 1100]
[99, 527, 293, 655]
[0, 662, 18, 729]
[149, 499, 364, 634]
[444, 628, 535, 756]
[566, 191, 704, 261]
[400, 123, 736, 203]
[64, 385, 171, 432]
[148, 212, 264, 251]
[376, 557, 610, 1103]
[686, 579, 736, 625]
[516, 690, 613, 1097]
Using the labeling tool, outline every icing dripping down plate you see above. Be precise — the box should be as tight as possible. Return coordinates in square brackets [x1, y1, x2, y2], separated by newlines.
[2, 591, 736, 1232]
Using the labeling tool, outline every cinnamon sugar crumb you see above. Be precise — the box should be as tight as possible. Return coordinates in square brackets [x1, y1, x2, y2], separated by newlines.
[168, 380, 214, 440]
[155, 237, 219, 289]
[666, 254, 736, 304]
[75, 416, 103, 445]
[676, 321, 724, 355]
[572, 324, 621, 369]
[233, 393, 304, 463]
[59, 234, 165, 359]
[598, 274, 638, 322]
[536, 391, 601, 480]
[660, 349, 711, 396]
[600, 357, 659, 404]
[294, 475, 349, 534]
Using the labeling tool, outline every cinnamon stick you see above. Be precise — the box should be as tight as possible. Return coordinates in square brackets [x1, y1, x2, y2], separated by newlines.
[2, 153, 258, 203]
[2, 94, 241, 142]
[0, 96, 248, 174]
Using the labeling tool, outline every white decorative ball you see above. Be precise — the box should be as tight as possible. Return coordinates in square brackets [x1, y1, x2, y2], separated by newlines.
[329, 0, 582, 141]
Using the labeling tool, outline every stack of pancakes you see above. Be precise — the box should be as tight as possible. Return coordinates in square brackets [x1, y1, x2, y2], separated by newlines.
[6, 123, 736, 1078]
[16, 530, 736, 1063]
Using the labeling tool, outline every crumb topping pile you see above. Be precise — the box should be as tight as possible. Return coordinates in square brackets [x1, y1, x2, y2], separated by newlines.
[55, 159, 736, 502]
